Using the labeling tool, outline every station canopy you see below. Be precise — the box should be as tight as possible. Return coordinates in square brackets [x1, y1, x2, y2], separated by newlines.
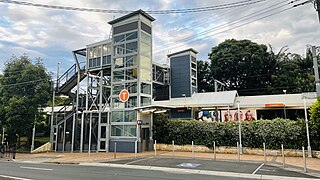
[153, 90, 238, 108]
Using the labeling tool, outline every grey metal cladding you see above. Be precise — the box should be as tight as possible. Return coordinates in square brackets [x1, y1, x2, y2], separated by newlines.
[141, 22, 152, 34]
[113, 21, 138, 35]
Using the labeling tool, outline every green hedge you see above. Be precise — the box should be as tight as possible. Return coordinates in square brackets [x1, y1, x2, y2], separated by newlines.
[153, 117, 320, 150]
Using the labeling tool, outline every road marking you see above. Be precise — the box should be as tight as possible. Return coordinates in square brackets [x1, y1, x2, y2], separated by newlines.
[252, 163, 264, 174]
[125, 157, 153, 165]
[0, 174, 33, 180]
[20, 166, 53, 171]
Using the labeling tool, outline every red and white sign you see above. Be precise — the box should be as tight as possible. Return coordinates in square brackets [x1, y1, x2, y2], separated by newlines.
[119, 89, 129, 103]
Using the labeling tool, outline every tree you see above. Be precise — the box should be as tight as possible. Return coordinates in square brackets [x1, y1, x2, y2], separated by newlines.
[197, 60, 214, 92]
[209, 39, 275, 95]
[0, 55, 51, 146]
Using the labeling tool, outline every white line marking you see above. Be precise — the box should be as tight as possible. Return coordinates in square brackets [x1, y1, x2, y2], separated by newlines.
[252, 163, 264, 174]
[20, 166, 53, 171]
[0, 174, 33, 180]
[125, 157, 154, 165]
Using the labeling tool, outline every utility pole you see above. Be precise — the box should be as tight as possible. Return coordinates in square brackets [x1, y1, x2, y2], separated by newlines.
[315, 0, 320, 22]
[311, 46, 320, 97]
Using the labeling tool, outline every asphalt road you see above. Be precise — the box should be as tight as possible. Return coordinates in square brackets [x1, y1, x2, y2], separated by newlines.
[0, 157, 318, 180]
[107, 157, 318, 179]
[0, 161, 249, 180]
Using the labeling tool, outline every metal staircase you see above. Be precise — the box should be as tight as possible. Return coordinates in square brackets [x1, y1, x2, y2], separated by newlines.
[56, 64, 86, 95]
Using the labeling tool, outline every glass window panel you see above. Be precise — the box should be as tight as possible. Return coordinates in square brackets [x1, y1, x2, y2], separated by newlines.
[100, 141, 106, 149]
[126, 41, 137, 54]
[141, 56, 151, 69]
[114, 57, 124, 68]
[192, 70, 196, 78]
[126, 96, 137, 108]
[141, 96, 151, 107]
[141, 31, 151, 45]
[101, 126, 106, 138]
[126, 31, 137, 41]
[191, 63, 196, 69]
[114, 44, 125, 55]
[123, 125, 136, 137]
[126, 68, 138, 80]
[141, 83, 151, 94]
[113, 70, 124, 82]
[107, 55, 111, 64]
[89, 48, 94, 58]
[93, 58, 97, 67]
[113, 84, 124, 95]
[141, 42, 151, 58]
[124, 111, 136, 122]
[111, 111, 123, 122]
[89, 59, 93, 68]
[101, 113, 108, 123]
[111, 125, 123, 136]
[126, 55, 138, 67]
[102, 56, 107, 65]
[140, 69, 151, 81]
[126, 82, 137, 93]
[96, 57, 101, 67]
[112, 97, 125, 109]
[96, 46, 101, 57]
[114, 34, 125, 43]
[192, 79, 197, 86]
[102, 45, 111, 55]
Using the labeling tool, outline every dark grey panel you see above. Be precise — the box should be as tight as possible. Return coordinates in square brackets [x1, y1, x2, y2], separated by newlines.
[109, 140, 136, 153]
[170, 108, 192, 119]
[113, 21, 138, 35]
[141, 22, 152, 34]
[170, 55, 192, 98]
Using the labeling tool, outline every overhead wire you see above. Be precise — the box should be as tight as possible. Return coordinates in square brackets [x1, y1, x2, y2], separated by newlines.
[0, 0, 267, 14]
[154, 0, 274, 40]
[154, 0, 307, 55]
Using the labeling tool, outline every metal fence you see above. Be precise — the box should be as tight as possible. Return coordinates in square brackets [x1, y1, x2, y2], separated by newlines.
[0, 144, 16, 160]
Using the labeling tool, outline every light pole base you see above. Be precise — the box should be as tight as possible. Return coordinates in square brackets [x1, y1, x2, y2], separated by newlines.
[307, 146, 312, 158]
[240, 144, 243, 155]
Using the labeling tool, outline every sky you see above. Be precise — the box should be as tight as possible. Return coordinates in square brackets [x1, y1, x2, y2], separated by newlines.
[0, 0, 320, 77]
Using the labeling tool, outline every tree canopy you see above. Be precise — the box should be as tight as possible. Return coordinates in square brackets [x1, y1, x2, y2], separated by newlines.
[201, 39, 316, 95]
[0, 55, 51, 143]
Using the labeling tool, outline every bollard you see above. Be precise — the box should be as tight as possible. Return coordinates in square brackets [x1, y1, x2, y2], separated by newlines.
[281, 144, 285, 168]
[192, 141, 195, 159]
[172, 140, 175, 157]
[134, 140, 137, 159]
[237, 142, 240, 162]
[154, 140, 157, 158]
[213, 141, 216, 161]
[263, 142, 266, 164]
[114, 142, 117, 159]
[303, 147, 307, 173]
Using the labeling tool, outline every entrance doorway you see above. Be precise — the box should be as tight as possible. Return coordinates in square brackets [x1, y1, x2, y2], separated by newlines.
[141, 127, 150, 152]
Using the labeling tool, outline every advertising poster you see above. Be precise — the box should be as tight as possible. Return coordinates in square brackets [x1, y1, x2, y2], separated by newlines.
[221, 109, 257, 122]
[197, 110, 220, 122]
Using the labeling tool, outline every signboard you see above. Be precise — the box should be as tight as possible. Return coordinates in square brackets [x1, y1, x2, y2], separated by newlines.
[119, 89, 129, 103]
[221, 109, 257, 122]
[265, 103, 284, 107]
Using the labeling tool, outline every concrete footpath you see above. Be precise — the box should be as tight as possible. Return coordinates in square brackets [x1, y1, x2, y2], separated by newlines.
[7, 151, 320, 173]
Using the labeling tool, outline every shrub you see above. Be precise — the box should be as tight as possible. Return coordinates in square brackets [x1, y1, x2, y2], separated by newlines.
[153, 117, 319, 150]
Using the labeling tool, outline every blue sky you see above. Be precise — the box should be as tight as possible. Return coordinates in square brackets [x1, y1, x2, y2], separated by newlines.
[0, 0, 319, 77]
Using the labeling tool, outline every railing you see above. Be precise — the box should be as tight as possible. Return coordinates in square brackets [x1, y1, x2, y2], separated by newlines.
[56, 64, 86, 92]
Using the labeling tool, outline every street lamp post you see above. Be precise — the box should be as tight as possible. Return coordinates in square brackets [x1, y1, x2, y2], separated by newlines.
[303, 97, 312, 157]
[283, 90, 287, 119]
[237, 101, 243, 154]
[50, 62, 60, 151]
